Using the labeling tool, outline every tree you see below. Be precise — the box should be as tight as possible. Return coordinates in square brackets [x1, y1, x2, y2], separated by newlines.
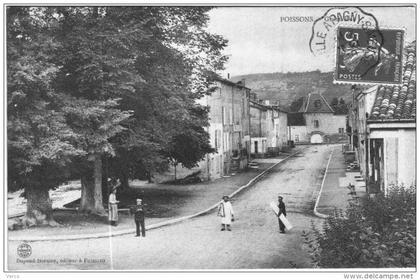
[289, 97, 304, 112]
[330, 97, 348, 114]
[8, 6, 227, 222]
[7, 7, 85, 225]
[164, 105, 215, 179]
[7, 7, 132, 221]
[330, 97, 339, 108]
[93, 7, 227, 185]
[51, 7, 134, 213]
[60, 97, 131, 214]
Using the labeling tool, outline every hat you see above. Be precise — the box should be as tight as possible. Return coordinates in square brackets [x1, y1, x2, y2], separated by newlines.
[278, 195, 283, 199]
[136, 198, 142, 203]
[222, 195, 229, 199]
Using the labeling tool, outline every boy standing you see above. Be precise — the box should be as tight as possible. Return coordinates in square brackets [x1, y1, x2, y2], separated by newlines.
[131, 198, 146, 237]
[277, 196, 287, 233]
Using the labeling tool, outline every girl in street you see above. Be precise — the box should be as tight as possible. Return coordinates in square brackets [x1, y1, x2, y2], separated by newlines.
[217, 195, 235, 231]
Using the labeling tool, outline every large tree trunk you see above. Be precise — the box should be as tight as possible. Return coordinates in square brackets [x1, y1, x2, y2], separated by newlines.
[119, 170, 130, 190]
[22, 186, 58, 227]
[79, 154, 106, 215]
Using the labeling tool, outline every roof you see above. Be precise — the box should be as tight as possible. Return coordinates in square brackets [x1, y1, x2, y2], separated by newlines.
[369, 42, 416, 122]
[250, 100, 267, 110]
[298, 93, 335, 113]
[214, 77, 251, 90]
[250, 100, 289, 114]
[287, 112, 306, 126]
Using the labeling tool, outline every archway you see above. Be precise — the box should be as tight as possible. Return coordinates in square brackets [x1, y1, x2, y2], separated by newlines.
[310, 133, 323, 144]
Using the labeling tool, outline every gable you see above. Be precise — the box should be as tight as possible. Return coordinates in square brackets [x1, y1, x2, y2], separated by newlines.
[299, 93, 335, 113]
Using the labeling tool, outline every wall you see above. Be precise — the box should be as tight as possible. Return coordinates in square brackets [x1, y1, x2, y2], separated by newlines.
[196, 81, 251, 179]
[354, 86, 378, 178]
[304, 113, 346, 136]
[369, 127, 416, 190]
[251, 137, 267, 155]
[277, 111, 288, 148]
[250, 103, 266, 137]
[288, 126, 307, 143]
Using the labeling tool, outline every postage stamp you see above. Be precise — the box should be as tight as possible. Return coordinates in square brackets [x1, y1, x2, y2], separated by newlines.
[334, 26, 404, 85]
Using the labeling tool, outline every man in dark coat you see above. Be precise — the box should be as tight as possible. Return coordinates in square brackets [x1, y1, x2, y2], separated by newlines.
[277, 196, 287, 233]
[131, 198, 146, 237]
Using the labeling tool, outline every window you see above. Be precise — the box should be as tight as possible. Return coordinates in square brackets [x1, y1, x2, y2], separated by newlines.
[314, 120, 319, 128]
[314, 99, 321, 109]
[214, 129, 221, 150]
[339, 128, 344, 134]
[222, 107, 226, 125]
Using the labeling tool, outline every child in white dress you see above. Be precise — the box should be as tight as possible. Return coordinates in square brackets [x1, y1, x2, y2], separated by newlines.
[217, 195, 235, 231]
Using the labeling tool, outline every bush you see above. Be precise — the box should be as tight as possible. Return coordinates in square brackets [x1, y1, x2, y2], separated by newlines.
[303, 185, 416, 268]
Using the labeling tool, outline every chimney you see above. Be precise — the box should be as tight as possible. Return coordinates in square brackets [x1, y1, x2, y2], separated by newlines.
[227, 73, 230, 79]
[241, 78, 246, 86]
[264, 100, 270, 106]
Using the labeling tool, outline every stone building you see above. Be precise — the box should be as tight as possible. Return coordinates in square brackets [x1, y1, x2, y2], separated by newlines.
[250, 96, 288, 156]
[198, 78, 251, 179]
[288, 92, 347, 144]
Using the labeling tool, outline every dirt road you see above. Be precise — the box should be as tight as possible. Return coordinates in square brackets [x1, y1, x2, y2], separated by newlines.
[8, 145, 336, 270]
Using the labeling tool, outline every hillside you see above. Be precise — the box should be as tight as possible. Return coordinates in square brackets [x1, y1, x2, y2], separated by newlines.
[232, 71, 353, 111]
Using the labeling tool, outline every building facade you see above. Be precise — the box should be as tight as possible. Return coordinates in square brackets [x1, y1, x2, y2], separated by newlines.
[198, 78, 252, 179]
[288, 93, 347, 144]
[250, 97, 288, 156]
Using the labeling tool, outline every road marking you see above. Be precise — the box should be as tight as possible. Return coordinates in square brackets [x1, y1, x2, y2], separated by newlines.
[313, 149, 333, 218]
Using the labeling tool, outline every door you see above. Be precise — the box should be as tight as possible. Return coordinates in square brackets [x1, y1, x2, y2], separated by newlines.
[369, 139, 384, 193]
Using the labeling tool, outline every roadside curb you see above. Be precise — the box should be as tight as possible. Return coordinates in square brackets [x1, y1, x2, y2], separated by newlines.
[313, 150, 333, 219]
[9, 150, 302, 242]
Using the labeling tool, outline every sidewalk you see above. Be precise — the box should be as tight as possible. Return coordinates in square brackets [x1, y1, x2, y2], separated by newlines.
[315, 147, 366, 216]
[8, 150, 300, 240]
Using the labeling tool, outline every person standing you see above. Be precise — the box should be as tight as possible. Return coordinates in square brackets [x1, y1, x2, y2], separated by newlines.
[217, 195, 235, 231]
[108, 181, 120, 226]
[131, 198, 146, 237]
[277, 195, 287, 233]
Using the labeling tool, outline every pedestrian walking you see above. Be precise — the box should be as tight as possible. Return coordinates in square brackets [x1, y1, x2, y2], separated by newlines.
[131, 198, 146, 237]
[277, 195, 287, 233]
[217, 195, 235, 231]
[108, 180, 120, 226]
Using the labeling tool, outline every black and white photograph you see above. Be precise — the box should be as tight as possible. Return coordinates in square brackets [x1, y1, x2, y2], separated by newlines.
[2, 2, 417, 276]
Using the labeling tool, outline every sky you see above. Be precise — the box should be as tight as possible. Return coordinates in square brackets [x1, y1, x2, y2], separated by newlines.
[207, 6, 416, 77]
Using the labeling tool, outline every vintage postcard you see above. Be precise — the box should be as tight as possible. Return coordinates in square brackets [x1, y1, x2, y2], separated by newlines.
[3, 3, 417, 277]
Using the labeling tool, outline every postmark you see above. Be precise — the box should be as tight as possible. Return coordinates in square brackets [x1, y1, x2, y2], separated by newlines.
[310, 7, 379, 57]
[334, 27, 404, 85]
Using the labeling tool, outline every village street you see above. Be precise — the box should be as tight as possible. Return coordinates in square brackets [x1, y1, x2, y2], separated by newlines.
[8, 145, 337, 270]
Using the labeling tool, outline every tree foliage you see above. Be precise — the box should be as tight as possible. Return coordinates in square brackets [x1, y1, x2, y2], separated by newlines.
[7, 7, 84, 193]
[7, 6, 228, 221]
[330, 97, 349, 115]
[303, 186, 416, 268]
[289, 97, 304, 112]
